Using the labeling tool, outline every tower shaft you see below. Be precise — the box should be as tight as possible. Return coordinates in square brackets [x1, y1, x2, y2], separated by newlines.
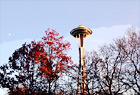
[77, 34, 89, 95]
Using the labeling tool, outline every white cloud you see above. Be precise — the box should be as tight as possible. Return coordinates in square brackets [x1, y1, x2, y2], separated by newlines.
[85, 24, 137, 51]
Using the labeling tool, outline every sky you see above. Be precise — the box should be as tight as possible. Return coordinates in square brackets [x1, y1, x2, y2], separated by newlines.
[0, 0, 140, 94]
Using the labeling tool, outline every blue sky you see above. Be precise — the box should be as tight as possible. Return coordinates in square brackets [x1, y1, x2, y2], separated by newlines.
[0, 0, 140, 94]
[0, 0, 140, 42]
[0, 0, 140, 65]
[0, 0, 140, 64]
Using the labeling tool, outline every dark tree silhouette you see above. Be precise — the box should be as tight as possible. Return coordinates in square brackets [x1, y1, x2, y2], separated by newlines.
[114, 27, 140, 94]
[85, 45, 127, 95]
[85, 27, 140, 95]
[85, 51, 103, 94]
[0, 41, 50, 95]
[0, 29, 73, 95]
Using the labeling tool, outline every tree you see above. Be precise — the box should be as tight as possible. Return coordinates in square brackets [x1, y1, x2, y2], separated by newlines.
[85, 51, 103, 94]
[85, 27, 140, 95]
[0, 29, 73, 95]
[99, 44, 127, 95]
[38, 29, 73, 94]
[114, 27, 140, 94]
[85, 44, 127, 95]
[0, 41, 49, 95]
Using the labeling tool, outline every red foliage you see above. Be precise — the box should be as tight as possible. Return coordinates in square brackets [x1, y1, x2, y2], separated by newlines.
[7, 29, 73, 92]
[35, 29, 73, 81]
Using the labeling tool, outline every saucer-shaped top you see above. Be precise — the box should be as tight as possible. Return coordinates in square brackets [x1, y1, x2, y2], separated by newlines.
[70, 25, 92, 38]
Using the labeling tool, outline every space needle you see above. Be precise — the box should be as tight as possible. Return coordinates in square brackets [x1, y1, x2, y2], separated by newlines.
[70, 25, 92, 95]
